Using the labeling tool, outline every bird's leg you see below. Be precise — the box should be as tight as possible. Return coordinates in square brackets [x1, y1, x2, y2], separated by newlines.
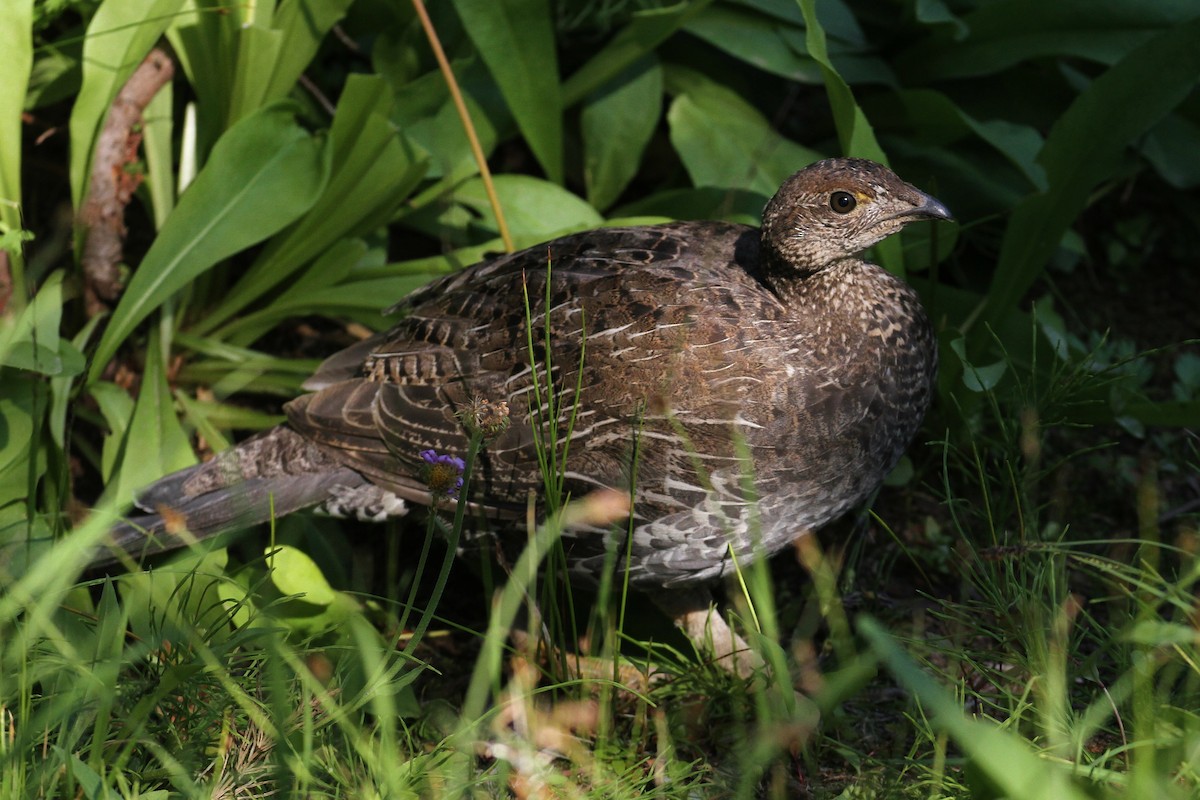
[652, 588, 765, 678]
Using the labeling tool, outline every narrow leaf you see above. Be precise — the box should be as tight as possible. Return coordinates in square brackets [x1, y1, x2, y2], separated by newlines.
[264, 0, 354, 100]
[0, 0, 32, 237]
[102, 329, 195, 507]
[977, 15, 1200, 345]
[88, 103, 327, 381]
[227, 25, 284, 125]
[796, 0, 901, 273]
[562, 0, 716, 107]
[452, 0, 563, 183]
[68, 0, 185, 209]
[581, 57, 663, 210]
[141, 79, 176, 227]
[900, 0, 1197, 80]
[198, 74, 425, 338]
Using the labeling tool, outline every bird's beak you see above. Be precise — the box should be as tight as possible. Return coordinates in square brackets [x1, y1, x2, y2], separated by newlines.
[908, 192, 954, 222]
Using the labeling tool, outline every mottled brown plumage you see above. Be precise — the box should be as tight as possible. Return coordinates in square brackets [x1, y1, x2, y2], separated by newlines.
[100, 158, 951, 662]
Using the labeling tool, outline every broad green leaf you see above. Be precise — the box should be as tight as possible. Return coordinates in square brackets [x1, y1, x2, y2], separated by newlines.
[914, 0, 967, 39]
[965, 118, 1047, 191]
[394, 60, 503, 183]
[69, 756, 106, 798]
[860, 617, 1094, 800]
[563, 0, 716, 107]
[950, 337, 1008, 392]
[796, 0, 900, 272]
[899, 0, 1198, 81]
[1143, 113, 1200, 190]
[1, 1, 33, 310]
[684, 5, 821, 83]
[897, 90, 1047, 191]
[976, 16, 1200, 347]
[102, 328, 195, 507]
[0, 377, 39, 509]
[0, 272, 85, 377]
[197, 75, 426, 339]
[68, 0, 185, 209]
[451, 174, 604, 242]
[812, 0, 868, 49]
[263, 0, 354, 101]
[666, 69, 823, 197]
[1124, 620, 1199, 646]
[452, 0, 563, 184]
[268, 544, 338, 606]
[796, 0, 886, 161]
[88, 103, 328, 382]
[581, 57, 663, 210]
[89, 381, 136, 483]
[25, 38, 81, 110]
[613, 187, 767, 225]
[732, 0, 804, 23]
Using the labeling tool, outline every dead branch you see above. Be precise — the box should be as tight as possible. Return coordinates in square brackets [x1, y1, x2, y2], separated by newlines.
[78, 47, 174, 317]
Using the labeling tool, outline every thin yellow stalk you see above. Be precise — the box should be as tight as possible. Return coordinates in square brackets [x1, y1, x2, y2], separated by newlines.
[411, 0, 514, 252]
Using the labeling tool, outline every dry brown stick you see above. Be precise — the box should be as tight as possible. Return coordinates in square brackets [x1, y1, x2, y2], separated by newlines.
[78, 47, 174, 317]
[410, 0, 514, 253]
[0, 250, 12, 317]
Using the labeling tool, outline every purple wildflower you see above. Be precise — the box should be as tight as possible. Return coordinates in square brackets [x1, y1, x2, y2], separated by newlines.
[419, 449, 465, 497]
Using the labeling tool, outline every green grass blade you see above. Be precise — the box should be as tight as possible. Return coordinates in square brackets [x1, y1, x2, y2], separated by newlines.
[860, 615, 1095, 800]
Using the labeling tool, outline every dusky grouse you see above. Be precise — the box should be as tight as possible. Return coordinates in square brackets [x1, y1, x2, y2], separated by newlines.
[97, 157, 952, 668]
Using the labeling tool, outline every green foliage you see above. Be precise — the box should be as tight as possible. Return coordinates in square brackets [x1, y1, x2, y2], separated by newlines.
[3, 0, 1200, 795]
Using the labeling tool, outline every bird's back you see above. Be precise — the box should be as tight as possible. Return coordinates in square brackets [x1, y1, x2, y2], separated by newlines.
[285, 219, 934, 587]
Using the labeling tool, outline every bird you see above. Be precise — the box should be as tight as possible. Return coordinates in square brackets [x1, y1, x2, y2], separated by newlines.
[96, 157, 953, 673]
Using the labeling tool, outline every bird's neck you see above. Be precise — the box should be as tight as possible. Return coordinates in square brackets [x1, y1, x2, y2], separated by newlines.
[763, 256, 864, 307]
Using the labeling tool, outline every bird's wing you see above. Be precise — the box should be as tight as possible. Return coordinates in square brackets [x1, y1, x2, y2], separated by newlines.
[286, 222, 766, 511]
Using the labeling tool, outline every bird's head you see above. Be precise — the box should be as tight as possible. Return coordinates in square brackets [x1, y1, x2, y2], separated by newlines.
[761, 157, 953, 274]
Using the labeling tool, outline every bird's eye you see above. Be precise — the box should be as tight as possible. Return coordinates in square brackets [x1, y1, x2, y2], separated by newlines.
[830, 191, 857, 213]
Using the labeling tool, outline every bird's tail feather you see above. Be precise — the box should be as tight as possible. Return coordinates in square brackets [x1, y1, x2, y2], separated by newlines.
[94, 426, 364, 568]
